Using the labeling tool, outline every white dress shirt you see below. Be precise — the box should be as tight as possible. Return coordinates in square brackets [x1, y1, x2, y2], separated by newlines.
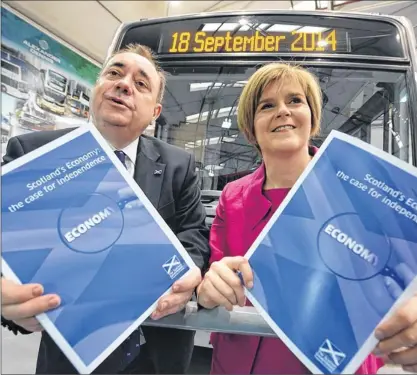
[108, 137, 139, 177]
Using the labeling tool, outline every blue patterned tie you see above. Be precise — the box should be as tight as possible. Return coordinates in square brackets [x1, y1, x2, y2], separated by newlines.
[114, 150, 127, 169]
[118, 329, 142, 370]
[96, 328, 142, 372]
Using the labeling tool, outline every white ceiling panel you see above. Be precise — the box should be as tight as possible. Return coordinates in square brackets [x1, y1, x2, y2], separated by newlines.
[99, 1, 168, 22]
[243, 1, 294, 10]
[167, 1, 241, 15]
[168, 1, 294, 15]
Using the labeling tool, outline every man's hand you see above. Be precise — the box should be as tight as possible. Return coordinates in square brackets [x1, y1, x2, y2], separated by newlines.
[2, 278, 61, 332]
[196, 256, 253, 311]
[373, 263, 417, 373]
[151, 267, 201, 320]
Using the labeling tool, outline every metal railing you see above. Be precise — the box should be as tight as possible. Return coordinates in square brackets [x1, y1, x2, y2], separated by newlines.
[142, 302, 276, 337]
[142, 192, 271, 336]
[144, 191, 274, 337]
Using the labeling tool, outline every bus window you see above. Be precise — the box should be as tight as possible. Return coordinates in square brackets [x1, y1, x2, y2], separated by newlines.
[157, 66, 412, 191]
[309, 68, 411, 162]
[1, 60, 19, 75]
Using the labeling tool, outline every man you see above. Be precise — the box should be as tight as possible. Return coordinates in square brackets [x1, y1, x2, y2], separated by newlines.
[1, 43, 211, 374]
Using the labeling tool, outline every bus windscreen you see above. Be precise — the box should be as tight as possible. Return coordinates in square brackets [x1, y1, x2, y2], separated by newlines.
[120, 14, 404, 58]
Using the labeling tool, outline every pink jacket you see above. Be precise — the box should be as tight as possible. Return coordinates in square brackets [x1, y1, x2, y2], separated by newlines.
[208, 162, 384, 374]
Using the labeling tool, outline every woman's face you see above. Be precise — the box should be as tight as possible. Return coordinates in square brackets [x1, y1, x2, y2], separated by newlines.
[253, 78, 312, 156]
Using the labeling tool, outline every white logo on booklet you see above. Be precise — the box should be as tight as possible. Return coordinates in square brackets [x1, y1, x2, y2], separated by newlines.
[162, 255, 185, 279]
[314, 338, 346, 373]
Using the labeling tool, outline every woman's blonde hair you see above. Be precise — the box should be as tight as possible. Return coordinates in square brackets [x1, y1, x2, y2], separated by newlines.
[238, 63, 322, 146]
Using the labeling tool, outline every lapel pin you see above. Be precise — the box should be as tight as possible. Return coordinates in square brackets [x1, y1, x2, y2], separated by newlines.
[154, 169, 162, 175]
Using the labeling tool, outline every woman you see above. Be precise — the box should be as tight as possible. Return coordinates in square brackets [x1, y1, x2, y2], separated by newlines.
[196, 63, 416, 374]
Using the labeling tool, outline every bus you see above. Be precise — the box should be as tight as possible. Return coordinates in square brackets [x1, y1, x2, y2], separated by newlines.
[16, 102, 55, 132]
[71, 80, 91, 118]
[107, 10, 417, 200]
[1, 51, 30, 100]
[36, 68, 69, 116]
[68, 80, 90, 104]
[106, 10, 417, 351]
[66, 80, 90, 118]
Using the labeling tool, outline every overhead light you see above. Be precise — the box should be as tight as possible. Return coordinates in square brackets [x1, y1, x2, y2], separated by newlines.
[218, 23, 239, 31]
[202, 23, 222, 32]
[170, 1, 181, 5]
[186, 111, 209, 123]
[257, 23, 270, 30]
[239, 24, 252, 31]
[238, 20, 253, 31]
[217, 107, 233, 118]
[221, 119, 232, 129]
[223, 135, 238, 142]
[190, 82, 222, 91]
[297, 26, 329, 33]
[189, 81, 246, 92]
[267, 24, 300, 32]
[205, 165, 224, 171]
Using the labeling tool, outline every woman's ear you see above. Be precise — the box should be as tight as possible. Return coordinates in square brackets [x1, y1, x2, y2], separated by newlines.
[310, 119, 316, 136]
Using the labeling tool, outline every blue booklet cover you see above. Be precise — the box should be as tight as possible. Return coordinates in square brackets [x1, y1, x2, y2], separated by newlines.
[245, 130, 417, 374]
[1, 126, 196, 374]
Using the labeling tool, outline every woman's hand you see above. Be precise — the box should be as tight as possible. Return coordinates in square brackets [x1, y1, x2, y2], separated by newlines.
[197, 256, 253, 311]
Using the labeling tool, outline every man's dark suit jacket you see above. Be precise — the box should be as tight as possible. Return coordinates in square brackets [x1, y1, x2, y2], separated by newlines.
[1, 128, 211, 374]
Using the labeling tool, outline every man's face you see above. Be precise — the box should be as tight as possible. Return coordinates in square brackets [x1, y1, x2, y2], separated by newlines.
[91, 52, 162, 148]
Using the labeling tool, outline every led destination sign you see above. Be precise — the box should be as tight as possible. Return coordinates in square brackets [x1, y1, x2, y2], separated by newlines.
[168, 29, 341, 54]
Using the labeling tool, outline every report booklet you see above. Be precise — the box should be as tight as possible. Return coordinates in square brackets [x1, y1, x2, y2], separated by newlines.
[1, 125, 197, 374]
[245, 130, 417, 374]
